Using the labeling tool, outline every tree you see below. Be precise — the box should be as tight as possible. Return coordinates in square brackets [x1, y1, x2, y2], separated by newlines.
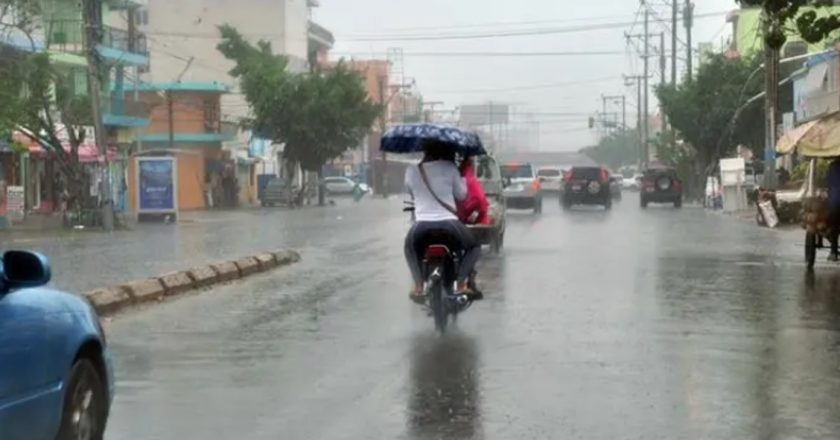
[0, 0, 95, 210]
[656, 54, 766, 196]
[216, 25, 380, 204]
[737, 0, 840, 50]
[579, 129, 640, 171]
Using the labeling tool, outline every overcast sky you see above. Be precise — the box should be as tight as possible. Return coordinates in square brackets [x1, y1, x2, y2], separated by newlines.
[314, 0, 739, 151]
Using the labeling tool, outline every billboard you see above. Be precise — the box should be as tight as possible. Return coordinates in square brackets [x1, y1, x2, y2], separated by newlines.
[460, 103, 510, 126]
[137, 157, 177, 213]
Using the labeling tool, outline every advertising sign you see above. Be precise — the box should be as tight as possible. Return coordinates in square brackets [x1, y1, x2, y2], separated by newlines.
[137, 157, 177, 213]
[6, 186, 24, 221]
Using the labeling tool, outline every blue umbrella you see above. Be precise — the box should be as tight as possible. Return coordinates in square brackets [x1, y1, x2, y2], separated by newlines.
[380, 123, 486, 156]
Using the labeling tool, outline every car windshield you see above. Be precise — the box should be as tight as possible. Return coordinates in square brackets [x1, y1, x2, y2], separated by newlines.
[475, 157, 500, 181]
[570, 167, 601, 180]
[501, 164, 534, 179]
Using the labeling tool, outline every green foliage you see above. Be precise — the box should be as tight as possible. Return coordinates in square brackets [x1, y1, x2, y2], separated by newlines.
[217, 25, 381, 173]
[737, 0, 840, 49]
[656, 54, 764, 170]
[791, 158, 829, 182]
[579, 129, 640, 171]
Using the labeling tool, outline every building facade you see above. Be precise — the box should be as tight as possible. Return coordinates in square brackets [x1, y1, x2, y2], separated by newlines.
[727, 6, 840, 59]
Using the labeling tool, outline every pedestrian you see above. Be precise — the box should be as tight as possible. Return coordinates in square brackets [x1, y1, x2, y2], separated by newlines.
[777, 167, 791, 187]
[826, 158, 840, 261]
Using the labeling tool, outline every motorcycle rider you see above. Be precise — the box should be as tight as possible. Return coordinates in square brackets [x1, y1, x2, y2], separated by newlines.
[404, 140, 481, 301]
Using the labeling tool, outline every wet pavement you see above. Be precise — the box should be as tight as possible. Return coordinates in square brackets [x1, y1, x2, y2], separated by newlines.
[101, 193, 840, 439]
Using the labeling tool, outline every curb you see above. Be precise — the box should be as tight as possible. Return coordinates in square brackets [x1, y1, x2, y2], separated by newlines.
[82, 249, 301, 315]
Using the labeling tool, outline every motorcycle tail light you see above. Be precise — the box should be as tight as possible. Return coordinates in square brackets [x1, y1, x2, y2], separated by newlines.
[425, 246, 449, 258]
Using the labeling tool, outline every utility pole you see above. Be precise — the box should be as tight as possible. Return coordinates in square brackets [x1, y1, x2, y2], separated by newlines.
[625, 75, 646, 166]
[377, 75, 387, 198]
[763, 15, 779, 189]
[671, 0, 678, 85]
[685, 0, 694, 82]
[602, 95, 626, 132]
[82, 0, 113, 230]
[643, 5, 650, 168]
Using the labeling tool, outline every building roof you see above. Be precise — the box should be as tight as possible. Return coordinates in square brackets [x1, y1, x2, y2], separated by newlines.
[494, 151, 597, 168]
[122, 82, 231, 93]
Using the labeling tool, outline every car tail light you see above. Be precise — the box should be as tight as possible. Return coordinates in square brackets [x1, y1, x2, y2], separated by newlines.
[425, 245, 449, 258]
[563, 170, 572, 183]
[674, 180, 682, 192]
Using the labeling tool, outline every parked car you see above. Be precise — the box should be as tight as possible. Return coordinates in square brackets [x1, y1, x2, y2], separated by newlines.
[562, 166, 612, 210]
[471, 155, 507, 253]
[0, 250, 113, 440]
[323, 176, 370, 195]
[501, 162, 543, 214]
[640, 167, 683, 208]
[261, 178, 300, 207]
[537, 166, 564, 193]
[609, 175, 623, 201]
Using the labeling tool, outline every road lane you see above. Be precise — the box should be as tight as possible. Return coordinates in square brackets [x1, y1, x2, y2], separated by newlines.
[107, 194, 840, 439]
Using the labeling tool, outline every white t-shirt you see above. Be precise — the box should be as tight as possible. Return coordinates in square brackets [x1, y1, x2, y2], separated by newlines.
[405, 160, 468, 222]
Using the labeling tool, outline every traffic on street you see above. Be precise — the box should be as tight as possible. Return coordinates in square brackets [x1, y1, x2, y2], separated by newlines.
[98, 197, 840, 439]
[6, 0, 840, 439]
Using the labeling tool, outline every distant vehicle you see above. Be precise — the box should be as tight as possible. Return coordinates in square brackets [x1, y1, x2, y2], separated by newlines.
[537, 167, 564, 193]
[640, 167, 683, 208]
[622, 176, 640, 191]
[0, 250, 114, 440]
[472, 155, 507, 253]
[323, 176, 370, 195]
[261, 178, 300, 207]
[562, 166, 612, 210]
[501, 162, 543, 214]
[609, 175, 623, 201]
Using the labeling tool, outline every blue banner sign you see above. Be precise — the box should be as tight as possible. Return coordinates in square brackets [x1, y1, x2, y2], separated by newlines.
[138, 158, 176, 212]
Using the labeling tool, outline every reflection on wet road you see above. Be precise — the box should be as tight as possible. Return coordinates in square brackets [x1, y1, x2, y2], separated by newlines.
[106, 194, 840, 439]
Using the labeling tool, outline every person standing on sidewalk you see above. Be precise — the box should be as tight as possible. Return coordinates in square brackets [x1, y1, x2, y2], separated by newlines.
[827, 158, 840, 260]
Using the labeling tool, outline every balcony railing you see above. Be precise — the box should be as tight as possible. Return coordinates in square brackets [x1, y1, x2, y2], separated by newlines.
[44, 19, 147, 56]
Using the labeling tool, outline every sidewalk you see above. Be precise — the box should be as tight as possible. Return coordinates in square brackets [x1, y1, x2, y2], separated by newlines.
[2, 201, 364, 294]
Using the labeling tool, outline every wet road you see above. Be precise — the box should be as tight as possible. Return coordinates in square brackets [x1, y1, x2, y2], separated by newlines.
[105, 194, 840, 439]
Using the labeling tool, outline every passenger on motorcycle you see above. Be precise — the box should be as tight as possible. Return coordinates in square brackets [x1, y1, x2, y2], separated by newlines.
[404, 140, 481, 301]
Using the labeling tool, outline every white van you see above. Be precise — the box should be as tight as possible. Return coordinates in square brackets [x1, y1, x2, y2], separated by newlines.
[537, 166, 564, 192]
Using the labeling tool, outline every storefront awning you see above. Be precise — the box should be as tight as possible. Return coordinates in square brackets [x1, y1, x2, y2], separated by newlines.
[12, 126, 115, 162]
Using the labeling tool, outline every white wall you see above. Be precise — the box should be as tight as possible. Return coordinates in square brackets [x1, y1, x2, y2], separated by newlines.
[140, 0, 311, 121]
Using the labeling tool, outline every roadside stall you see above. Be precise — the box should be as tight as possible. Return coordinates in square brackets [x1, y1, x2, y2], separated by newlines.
[776, 111, 840, 270]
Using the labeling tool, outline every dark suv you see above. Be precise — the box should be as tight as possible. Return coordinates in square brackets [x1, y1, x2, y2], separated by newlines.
[562, 166, 612, 210]
[640, 167, 682, 208]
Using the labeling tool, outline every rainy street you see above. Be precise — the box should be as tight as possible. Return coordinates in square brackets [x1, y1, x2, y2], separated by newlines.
[91, 195, 840, 440]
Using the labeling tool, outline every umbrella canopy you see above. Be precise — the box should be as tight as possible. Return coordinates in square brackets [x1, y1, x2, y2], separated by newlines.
[381, 123, 486, 156]
[776, 111, 840, 157]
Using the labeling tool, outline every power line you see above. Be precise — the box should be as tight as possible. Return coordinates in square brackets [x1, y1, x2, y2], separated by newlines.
[141, 11, 728, 42]
[332, 50, 626, 58]
[427, 76, 619, 94]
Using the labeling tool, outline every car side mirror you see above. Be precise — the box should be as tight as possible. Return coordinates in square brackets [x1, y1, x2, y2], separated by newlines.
[2, 251, 51, 291]
[503, 177, 512, 188]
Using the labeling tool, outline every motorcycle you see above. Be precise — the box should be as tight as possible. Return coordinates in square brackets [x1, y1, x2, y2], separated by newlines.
[404, 201, 477, 333]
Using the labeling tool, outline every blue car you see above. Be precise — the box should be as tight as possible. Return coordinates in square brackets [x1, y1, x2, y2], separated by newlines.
[0, 251, 114, 440]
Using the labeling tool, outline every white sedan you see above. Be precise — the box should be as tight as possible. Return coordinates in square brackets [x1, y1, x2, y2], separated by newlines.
[323, 176, 370, 195]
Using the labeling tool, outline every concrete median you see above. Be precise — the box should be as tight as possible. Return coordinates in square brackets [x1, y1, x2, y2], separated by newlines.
[82, 249, 301, 315]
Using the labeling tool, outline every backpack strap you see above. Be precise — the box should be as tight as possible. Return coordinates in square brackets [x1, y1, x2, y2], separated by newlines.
[418, 164, 458, 216]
